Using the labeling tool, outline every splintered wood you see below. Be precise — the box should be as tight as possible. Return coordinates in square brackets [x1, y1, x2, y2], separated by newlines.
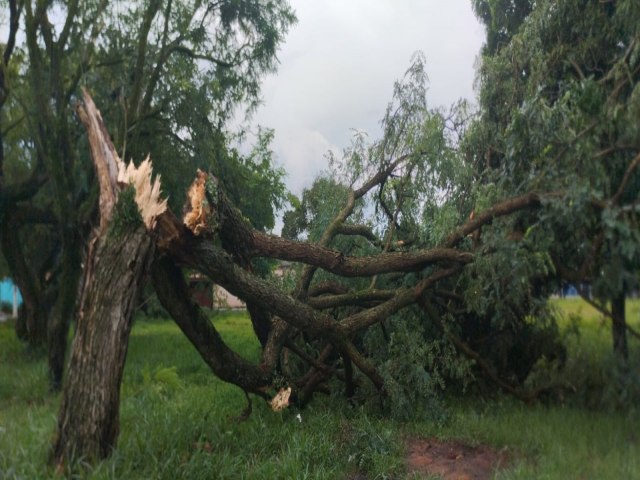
[77, 88, 167, 232]
[117, 156, 167, 230]
[183, 169, 210, 236]
[269, 387, 292, 411]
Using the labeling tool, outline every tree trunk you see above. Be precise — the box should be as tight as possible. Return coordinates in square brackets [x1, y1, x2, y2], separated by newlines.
[47, 244, 81, 391]
[51, 89, 163, 467]
[52, 221, 154, 465]
[611, 291, 628, 363]
[0, 211, 47, 347]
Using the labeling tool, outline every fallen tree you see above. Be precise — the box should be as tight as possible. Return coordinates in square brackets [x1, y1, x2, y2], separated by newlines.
[52, 90, 565, 467]
[50, 1, 640, 468]
[52, 78, 640, 468]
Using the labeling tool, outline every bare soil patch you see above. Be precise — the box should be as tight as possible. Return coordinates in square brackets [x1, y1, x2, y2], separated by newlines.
[405, 437, 511, 479]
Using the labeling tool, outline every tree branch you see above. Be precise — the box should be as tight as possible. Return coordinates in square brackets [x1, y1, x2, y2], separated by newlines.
[340, 266, 462, 335]
[151, 257, 271, 396]
[335, 223, 379, 244]
[251, 233, 473, 277]
[444, 192, 548, 247]
[610, 152, 640, 205]
[2, 0, 21, 67]
[307, 289, 396, 310]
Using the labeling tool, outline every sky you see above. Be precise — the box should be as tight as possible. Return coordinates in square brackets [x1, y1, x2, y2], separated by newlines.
[249, 0, 486, 199]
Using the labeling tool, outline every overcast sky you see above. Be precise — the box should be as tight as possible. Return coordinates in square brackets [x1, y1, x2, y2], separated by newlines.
[249, 0, 486, 199]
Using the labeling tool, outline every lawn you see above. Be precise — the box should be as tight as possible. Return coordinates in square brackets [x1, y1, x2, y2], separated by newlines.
[0, 301, 638, 479]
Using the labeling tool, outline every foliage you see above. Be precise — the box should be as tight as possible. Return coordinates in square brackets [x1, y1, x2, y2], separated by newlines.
[280, 52, 565, 404]
[0, 0, 295, 378]
[282, 177, 352, 241]
[279, 2, 640, 406]
[215, 128, 288, 231]
[88, 0, 295, 215]
[472, 0, 533, 55]
[467, 0, 640, 300]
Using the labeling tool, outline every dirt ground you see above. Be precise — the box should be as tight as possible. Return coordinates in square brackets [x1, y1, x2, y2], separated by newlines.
[404, 437, 511, 479]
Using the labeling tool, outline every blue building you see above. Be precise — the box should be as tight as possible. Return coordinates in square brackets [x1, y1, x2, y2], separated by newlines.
[0, 278, 22, 311]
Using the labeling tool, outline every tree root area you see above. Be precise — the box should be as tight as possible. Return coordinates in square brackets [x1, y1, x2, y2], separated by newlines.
[404, 437, 511, 479]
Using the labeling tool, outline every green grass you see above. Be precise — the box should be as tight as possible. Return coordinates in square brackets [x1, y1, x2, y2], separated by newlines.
[1, 302, 639, 479]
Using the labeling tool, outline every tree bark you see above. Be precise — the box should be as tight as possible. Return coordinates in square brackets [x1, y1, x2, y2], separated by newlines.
[52, 222, 154, 465]
[51, 89, 162, 467]
[611, 291, 628, 363]
[46, 245, 81, 391]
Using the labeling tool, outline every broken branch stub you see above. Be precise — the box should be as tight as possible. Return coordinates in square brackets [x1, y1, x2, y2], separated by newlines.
[183, 169, 223, 237]
[183, 169, 211, 235]
[270, 387, 292, 412]
[76, 88, 120, 233]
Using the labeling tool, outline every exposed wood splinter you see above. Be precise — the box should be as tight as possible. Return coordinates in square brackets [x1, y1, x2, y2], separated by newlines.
[117, 156, 167, 230]
[269, 386, 292, 411]
[183, 169, 211, 235]
[77, 87, 167, 232]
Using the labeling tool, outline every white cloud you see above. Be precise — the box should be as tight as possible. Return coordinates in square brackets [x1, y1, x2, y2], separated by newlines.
[278, 128, 339, 195]
[251, 0, 485, 200]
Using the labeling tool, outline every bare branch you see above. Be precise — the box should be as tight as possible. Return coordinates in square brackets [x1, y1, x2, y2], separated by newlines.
[307, 289, 395, 309]
[444, 192, 548, 248]
[58, 0, 79, 50]
[308, 281, 350, 297]
[251, 233, 473, 277]
[2, 0, 21, 68]
[171, 44, 235, 68]
[335, 223, 379, 243]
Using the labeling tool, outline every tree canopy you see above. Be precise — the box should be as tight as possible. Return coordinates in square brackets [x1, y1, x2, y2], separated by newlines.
[0, 0, 295, 387]
[466, 0, 640, 360]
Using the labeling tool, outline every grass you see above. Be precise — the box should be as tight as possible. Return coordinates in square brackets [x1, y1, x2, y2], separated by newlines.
[0, 302, 639, 479]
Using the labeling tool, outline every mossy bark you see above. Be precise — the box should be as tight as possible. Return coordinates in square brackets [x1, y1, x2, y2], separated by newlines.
[51, 90, 158, 468]
[52, 209, 154, 465]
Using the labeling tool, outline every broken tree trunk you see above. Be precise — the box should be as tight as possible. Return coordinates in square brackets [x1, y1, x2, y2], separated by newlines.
[51, 89, 165, 467]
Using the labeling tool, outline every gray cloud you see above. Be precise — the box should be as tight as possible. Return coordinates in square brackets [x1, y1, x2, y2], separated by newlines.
[251, 0, 485, 198]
